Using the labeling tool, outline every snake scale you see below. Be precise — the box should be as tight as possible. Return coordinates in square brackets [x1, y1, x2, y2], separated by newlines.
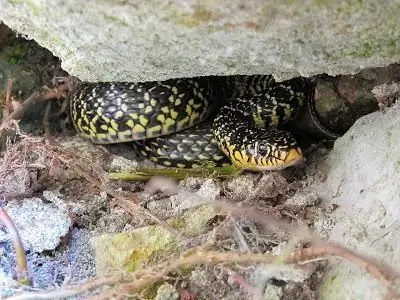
[69, 75, 338, 171]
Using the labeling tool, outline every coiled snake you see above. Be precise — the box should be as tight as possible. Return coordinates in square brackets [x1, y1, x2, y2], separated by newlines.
[69, 75, 338, 171]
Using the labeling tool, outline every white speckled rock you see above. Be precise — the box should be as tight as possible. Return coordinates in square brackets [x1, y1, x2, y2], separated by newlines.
[0, 1, 399, 82]
[3, 193, 72, 252]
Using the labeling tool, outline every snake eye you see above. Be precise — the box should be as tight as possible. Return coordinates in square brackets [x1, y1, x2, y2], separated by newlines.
[257, 142, 270, 156]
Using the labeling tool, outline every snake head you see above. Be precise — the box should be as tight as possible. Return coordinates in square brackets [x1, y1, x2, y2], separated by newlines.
[255, 129, 303, 170]
[229, 129, 304, 171]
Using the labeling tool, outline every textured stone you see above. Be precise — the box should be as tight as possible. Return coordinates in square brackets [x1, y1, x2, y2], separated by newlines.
[0, 1, 399, 82]
[313, 104, 400, 299]
[3, 193, 72, 253]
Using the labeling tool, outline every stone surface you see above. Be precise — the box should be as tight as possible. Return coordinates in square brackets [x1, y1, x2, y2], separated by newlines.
[170, 178, 221, 211]
[155, 282, 179, 300]
[92, 204, 217, 275]
[312, 104, 400, 299]
[264, 285, 283, 300]
[2, 192, 72, 252]
[0, 228, 96, 297]
[0, 1, 399, 82]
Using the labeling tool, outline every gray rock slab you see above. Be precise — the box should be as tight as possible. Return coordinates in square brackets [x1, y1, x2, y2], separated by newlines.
[0, 1, 399, 82]
[313, 104, 400, 299]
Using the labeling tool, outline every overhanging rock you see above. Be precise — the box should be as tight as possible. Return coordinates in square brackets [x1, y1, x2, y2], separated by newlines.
[0, 1, 399, 82]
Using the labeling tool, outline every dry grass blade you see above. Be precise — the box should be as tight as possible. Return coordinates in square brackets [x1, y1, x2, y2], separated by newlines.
[0, 196, 30, 285]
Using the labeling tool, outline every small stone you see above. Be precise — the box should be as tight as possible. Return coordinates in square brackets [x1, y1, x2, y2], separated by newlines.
[252, 263, 315, 285]
[264, 284, 283, 300]
[155, 282, 179, 300]
[0, 167, 30, 194]
[108, 155, 138, 172]
[196, 179, 221, 201]
[91, 226, 175, 275]
[224, 174, 256, 200]
[4, 196, 72, 252]
[180, 177, 207, 190]
[91, 205, 217, 275]
[285, 191, 319, 206]
[171, 178, 220, 211]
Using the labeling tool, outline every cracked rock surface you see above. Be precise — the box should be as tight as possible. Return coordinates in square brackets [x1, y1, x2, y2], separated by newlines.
[0, 1, 399, 82]
[313, 104, 400, 299]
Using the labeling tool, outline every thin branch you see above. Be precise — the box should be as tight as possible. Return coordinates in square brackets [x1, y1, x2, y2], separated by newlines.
[7, 241, 400, 300]
[0, 92, 40, 134]
[3, 79, 13, 118]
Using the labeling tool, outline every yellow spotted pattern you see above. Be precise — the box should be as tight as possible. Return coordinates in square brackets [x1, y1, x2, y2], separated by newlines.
[70, 78, 214, 145]
[70, 75, 313, 169]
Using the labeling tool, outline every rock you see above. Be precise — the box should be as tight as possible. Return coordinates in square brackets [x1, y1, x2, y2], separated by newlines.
[155, 282, 179, 300]
[91, 226, 175, 275]
[0, 269, 18, 298]
[108, 155, 138, 172]
[285, 191, 319, 206]
[170, 178, 220, 211]
[0, 228, 95, 296]
[66, 228, 96, 283]
[0, 2, 399, 82]
[312, 104, 400, 299]
[252, 263, 315, 285]
[264, 284, 283, 300]
[180, 177, 208, 190]
[0, 167, 30, 194]
[195, 179, 221, 202]
[169, 205, 217, 237]
[2, 192, 72, 252]
[92, 205, 217, 275]
[224, 174, 256, 201]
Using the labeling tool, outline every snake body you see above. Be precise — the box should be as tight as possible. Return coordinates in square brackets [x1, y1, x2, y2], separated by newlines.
[70, 75, 328, 171]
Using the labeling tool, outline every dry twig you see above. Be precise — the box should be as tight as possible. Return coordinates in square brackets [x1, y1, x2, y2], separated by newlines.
[0, 77, 73, 136]
[6, 241, 400, 300]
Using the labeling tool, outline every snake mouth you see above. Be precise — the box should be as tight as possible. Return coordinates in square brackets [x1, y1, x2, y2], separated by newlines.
[279, 147, 304, 169]
[232, 147, 304, 171]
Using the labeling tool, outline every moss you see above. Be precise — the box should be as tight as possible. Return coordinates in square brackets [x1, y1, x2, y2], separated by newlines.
[11, 0, 40, 15]
[345, 36, 400, 59]
[93, 205, 217, 275]
[396, 160, 400, 173]
[168, 5, 215, 28]
[7, 44, 24, 64]
[168, 205, 217, 237]
[26, 0, 40, 16]
[93, 227, 175, 274]
[319, 271, 342, 297]
[103, 14, 128, 27]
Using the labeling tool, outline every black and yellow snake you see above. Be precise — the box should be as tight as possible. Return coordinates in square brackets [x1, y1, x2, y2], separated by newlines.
[69, 75, 339, 171]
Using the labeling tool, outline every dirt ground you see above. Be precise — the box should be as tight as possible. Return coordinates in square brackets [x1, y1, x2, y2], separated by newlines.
[0, 22, 399, 300]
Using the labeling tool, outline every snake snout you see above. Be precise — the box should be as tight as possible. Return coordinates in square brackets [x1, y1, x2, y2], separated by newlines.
[282, 147, 304, 168]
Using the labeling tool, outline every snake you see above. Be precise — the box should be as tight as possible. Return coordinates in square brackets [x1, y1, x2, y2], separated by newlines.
[69, 75, 339, 171]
